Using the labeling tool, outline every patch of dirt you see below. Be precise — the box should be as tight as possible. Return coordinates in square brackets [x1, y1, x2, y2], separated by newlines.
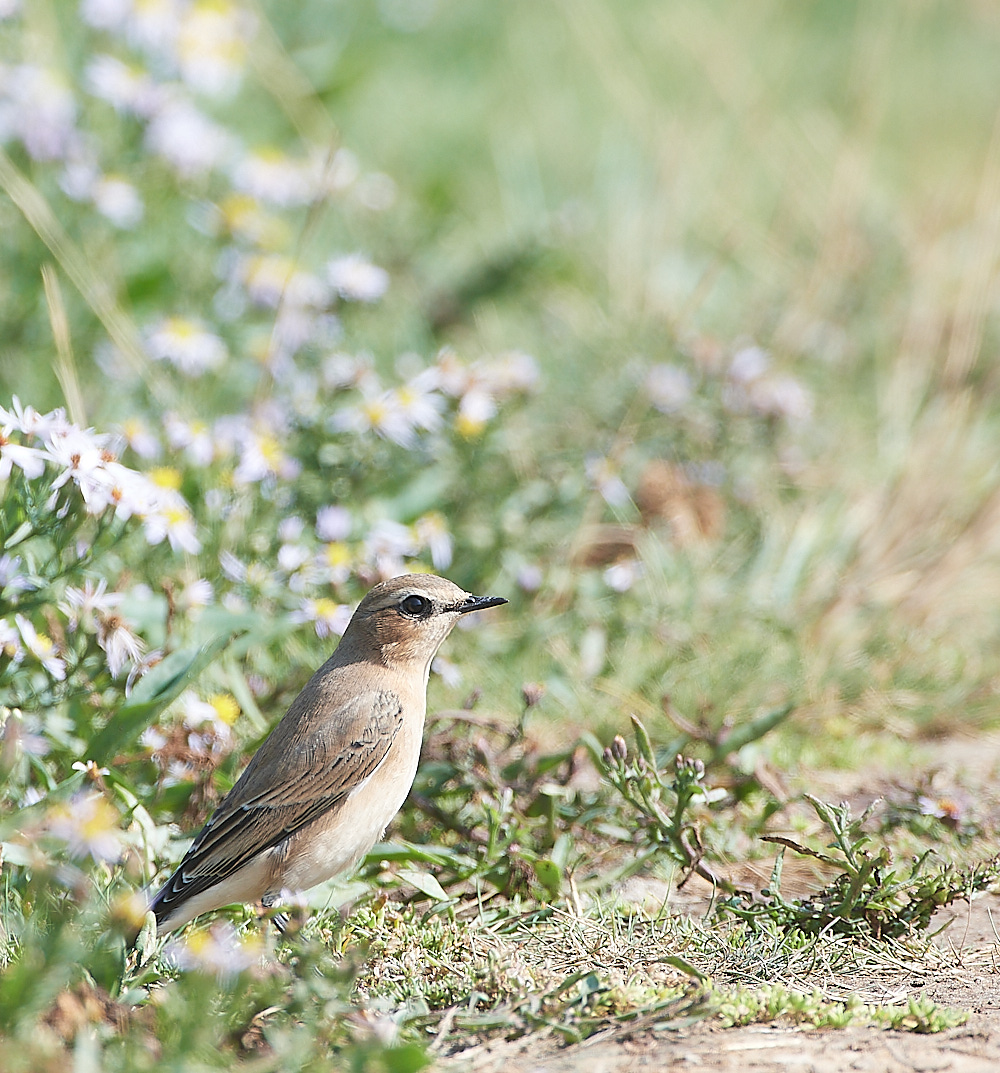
[454, 1016, 1000, 1073]
[446, 894, 1000, 1072]
[439, 732, 1000, 1073]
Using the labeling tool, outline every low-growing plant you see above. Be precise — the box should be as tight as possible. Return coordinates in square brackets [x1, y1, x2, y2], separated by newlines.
[721, 794, 1000, 940]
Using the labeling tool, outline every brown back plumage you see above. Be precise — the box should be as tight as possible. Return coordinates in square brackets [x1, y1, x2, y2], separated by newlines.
[150, 573, 505, 930]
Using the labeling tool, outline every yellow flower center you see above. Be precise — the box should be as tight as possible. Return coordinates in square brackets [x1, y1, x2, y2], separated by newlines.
[209, 693, 240, 726]
[324, 542, 350, 567]
[313, 598, 340, 619]
[150, 467, 183, 490]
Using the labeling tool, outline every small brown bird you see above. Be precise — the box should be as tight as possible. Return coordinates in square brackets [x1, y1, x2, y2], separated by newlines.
[150, 574, 506, 932]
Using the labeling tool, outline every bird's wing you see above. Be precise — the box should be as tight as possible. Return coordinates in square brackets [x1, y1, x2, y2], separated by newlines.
[151, 688, 403, 921]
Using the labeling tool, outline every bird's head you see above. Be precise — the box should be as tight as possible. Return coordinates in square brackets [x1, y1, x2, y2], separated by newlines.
[341, 574, 507, 672]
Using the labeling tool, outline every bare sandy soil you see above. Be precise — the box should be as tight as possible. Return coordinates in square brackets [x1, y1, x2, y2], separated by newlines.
[442, 731, 1000, 1073]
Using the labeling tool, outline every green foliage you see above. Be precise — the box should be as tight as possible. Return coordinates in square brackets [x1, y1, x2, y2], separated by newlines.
[2, 0, 1000, 1065]
[721, 795, 1000, 941]
[716, 985, 967, 1033]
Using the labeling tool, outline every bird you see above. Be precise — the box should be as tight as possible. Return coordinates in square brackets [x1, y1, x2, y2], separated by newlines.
[149, 573, 507, 932]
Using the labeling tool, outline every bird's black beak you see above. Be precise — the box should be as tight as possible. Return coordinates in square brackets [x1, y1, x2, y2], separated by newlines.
[456, 594, 508, 614]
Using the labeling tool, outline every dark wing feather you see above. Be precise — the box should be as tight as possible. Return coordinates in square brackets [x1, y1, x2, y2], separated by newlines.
[151, 688, 403, 922]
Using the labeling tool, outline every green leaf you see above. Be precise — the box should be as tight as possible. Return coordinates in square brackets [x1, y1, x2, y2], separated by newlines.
[657, 954, 708, 982]
[709, 701, 795, 763]
[85, 631, 238, 765]
[630, 714, 657, 767]
[136, 912, 158, 968]
[368, 841, 475, 869]
[533, 857, 563, 899]
[550, 832, 574, 871]
[396, 869, 449, 901]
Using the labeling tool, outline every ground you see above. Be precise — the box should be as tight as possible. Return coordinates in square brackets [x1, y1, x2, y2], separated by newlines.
[438, 731, 1000, 1072]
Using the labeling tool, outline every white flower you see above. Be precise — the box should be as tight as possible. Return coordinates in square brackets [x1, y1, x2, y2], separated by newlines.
[1, 710, 49, 758]
[47, 792, 123, 863]
[748, 375, 813, 424]
[237, 253, 328, 310]
[394, 377, 444, 433]
[729, 345, 770, 384]
[92, 176, 144, 229]
[363, 519, 417, 578]
[604, 560, 643, 593]
[46, 452, 110, 513]
[145, 96, 233, 179]
[59, 157, 100, 201]
[455, 387, 496, 437]
[326, 253, 389, 303]
[15, 615, 66, 680]
[176, 0, 254, 99]
[85, 54, 161, 117]
[433, 347, 472, 397]
[0, 617, 24, 664]
[214, 191, 285, 246]
[219, 550, 247, 583]
[97, 460, 159, 520]
[415, 512, 452, 570]
[277, 516, 304, 543]
[477, 351, 540, 396]
[80, 0, 132, 31]
[646, 364, 692, 414]
[62, 579, 122, 629]
[127, 648, 163, 695]
[516, 563, 543, 592]
[0, 434, 46, 479]
[178, 577, 214, 610]
[724, 345, 813, 425]
[277, 543, 310, 573]
[0, 65, 78, 162]
[291, 597, 351, 639]
[125, 0, 183, 55]
[316, 505, 351, 542]
[165, 920, 262, 981]
[585, 456, 630, 509]
[231, 146, 315, 207]
[142, 488, 202, 553]
[315, 541, 352, 585]
[147, 316, 227, 376]
[163, 413, 215, 466]
[331, 379, 419, 448]
[96, 612, 146, 678]
[431, 656, 462, 688]
[231, 425, 300, 485]
[0, 396, 68, 439]
[264, 305, 331, 363]
[119, 417, 161, 459]
[177, 690, 228, 732]
[322, 353, 374, 396]
[43, 424, 114, 510]
[0, 554, 31, 596]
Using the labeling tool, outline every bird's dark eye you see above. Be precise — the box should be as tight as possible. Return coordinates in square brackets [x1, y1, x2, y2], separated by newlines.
[399, 594, 431, 618]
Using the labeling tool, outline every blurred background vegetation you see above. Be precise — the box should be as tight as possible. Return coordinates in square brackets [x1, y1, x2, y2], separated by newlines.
[4, 0, 1000, 1067]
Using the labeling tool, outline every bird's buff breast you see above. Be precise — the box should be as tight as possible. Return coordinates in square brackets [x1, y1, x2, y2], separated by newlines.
[267, 717, 423, 895]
